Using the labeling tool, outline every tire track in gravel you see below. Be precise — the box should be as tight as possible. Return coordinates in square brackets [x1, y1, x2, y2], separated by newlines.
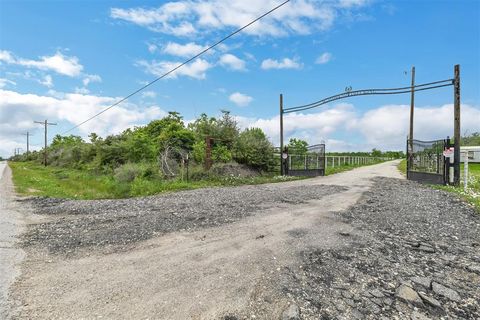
[11, 161, 403, 319]
[0, 162, 25, 320]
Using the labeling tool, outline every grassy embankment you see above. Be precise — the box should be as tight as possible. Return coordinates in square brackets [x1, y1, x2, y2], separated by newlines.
[10, 158, 394, 200]
[9, 161, 301, 199]
[397, 159, 479, 212]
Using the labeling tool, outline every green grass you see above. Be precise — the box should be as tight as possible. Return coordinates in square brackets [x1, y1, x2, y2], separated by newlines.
[433, 163, 480, 212]
[398, 159, 407, 175]
[9, 159, 395, 200]
[9, 161, 303, 200]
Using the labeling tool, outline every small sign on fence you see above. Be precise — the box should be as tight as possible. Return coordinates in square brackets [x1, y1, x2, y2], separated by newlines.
[443, 148, 454, 157]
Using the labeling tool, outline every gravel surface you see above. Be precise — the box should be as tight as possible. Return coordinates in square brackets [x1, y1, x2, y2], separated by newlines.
[21, 183, 346, 256]
[280, 177, 480, 319]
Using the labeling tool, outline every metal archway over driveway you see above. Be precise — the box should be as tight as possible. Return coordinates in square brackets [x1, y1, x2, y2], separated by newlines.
[278, 64, 461, 186]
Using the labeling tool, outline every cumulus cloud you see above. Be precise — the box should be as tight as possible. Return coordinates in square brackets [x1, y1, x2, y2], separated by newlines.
[0, 89, 166, 157]
[229, 92, 253, 107]
[316, 52, 332, 64]
[219, 54, 246, 71]
[39, 75, 54, 88]
[0, 50, 84, 77]
[163, 42, 209, 57]
[137, 58, 211, 79]
[82, 74, 102, 86]
[110, 0, 369, 37]
[261, 58, 303, 70]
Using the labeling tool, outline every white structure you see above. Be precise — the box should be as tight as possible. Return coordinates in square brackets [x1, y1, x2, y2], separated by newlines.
[460, 146, 480, 163]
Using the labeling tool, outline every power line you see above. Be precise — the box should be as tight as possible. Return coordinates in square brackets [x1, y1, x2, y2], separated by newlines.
[63, 0, 291, 135]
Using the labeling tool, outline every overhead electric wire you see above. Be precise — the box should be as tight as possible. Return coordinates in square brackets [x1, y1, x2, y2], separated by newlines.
[284, 79, 454, 113]
[62, 0, 291, 134]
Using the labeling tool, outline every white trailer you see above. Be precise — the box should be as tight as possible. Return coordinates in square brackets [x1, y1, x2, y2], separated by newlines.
[460, 146, 480, 163]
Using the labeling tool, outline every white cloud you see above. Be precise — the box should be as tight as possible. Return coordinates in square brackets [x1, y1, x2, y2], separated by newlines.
[0, 89, 166, 157]
[0, 50, 84, 77]
[147, 43, 158, 53]
[163, 42, 209, 57]
[338, 0, 370, 9]
[39, 75, 53, 88]
[261, 58, 303, 70]
[137, 58, 211, 79]
[316, 52, 332, 64]
[0, 78, 16, 88]
[229, 92, 253, 107]
[83, 74, 102, 86]
[74, 87, 90, 94]
[142, 91, 157, 99]
[219, 54, 246, 71]
[110, 0, 369, 37]
[0, 50, 15, 63]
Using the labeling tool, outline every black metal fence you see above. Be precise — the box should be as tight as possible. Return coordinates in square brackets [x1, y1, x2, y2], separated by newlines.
[407, 138, 448, 185]
[276, 144, 326, 177]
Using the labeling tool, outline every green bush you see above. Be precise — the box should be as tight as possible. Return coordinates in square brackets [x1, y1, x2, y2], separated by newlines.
[114, 163, 158, 183]
[233, 128, 274, 171]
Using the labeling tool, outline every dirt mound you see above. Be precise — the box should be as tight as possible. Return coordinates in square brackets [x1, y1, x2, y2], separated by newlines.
[210, 162, 260, 178]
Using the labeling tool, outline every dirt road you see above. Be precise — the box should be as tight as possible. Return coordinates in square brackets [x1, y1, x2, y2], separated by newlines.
[0, 162, 25, 319]
[7, 161, 480, 319]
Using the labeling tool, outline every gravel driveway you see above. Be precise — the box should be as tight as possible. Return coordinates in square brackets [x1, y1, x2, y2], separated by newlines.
[7, 161, 480, 319]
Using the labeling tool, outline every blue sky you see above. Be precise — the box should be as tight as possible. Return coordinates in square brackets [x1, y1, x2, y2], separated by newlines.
[0, 0, 479, 157]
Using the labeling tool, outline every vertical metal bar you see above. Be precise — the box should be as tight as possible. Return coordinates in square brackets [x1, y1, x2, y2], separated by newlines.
[279, 94, 284, 175]
[464, 151, 468, 192]
[453, 64, 461, 186]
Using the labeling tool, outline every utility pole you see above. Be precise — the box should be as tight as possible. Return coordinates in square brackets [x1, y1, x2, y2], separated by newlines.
[22, 131, 31, 155]
[279, 93, 284, 175]
[408, 66, 415, 174]
[453, 64, 461, 186]
[34, 120, 57, 166]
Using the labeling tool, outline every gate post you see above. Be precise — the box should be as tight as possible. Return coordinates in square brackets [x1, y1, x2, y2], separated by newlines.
[280, 94, 284, 175]
[453, 65, 461, 186]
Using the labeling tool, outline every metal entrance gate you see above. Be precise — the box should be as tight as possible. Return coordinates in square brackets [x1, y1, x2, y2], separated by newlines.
[407, 138, 450, 185]
[283, 144, 325, 177]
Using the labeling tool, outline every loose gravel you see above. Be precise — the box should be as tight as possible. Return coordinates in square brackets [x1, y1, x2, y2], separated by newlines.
[280, 177, 480, 319]
[21, 183, 346, 256]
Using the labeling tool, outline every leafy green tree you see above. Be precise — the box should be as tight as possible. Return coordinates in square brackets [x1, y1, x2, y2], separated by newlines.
[234, 128, 274, 170]
[287, 138, 308, 154]
[212, 145, 232, 163]
[463, 132, 480, 146]
[371, 148, 382, 157]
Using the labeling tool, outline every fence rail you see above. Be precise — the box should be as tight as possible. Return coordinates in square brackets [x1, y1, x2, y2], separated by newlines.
[324, 156, 393, 169]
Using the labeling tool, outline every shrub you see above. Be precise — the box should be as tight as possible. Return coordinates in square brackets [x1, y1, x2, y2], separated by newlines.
[233, 128, 274, 171]
[114, 163, 158, 183]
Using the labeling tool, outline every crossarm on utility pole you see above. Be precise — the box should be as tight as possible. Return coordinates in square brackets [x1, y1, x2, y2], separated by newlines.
[34, 120, 57, 166]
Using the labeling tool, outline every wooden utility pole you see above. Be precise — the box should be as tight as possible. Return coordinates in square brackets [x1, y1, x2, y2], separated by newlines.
[453, 64, 461, 186]
[279, 94, 284, 175]
[408, 66, 415, 174]
[34, 120, 57, 166]
[22, 132, 31, 155]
